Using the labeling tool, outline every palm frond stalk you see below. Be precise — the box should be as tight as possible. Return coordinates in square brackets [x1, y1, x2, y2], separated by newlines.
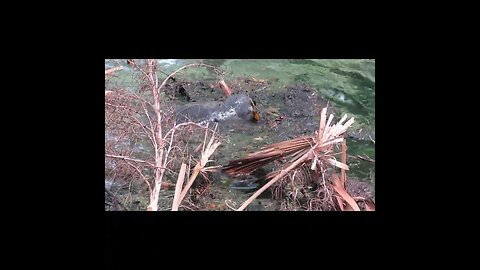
[223, 106, 355, 211]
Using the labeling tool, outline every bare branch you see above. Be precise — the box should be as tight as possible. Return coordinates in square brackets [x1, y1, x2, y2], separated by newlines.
[163, 124, 177, 162]
[129, 61, 151, 81]
[148, 59, 165, 211]
[157, 63, 220, 93]
[162, 121, 221, 142]
[105, 154, 149, 164]
[124, 160, 152, 194]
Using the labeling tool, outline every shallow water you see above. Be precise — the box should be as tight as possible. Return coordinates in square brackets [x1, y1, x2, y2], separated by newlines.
[105, 59, 375, 210]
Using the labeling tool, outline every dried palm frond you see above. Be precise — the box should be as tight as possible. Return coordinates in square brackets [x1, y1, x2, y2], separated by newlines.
[331, 172, 360, 211]
[173, 123, 221, 209]
[223, 136, 314, 176]
[226, 106, 355, 211]
[172, 163, 187, 211]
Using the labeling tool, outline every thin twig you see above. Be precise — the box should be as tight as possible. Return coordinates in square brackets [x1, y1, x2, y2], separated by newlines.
[162, 121, 219, 142]
[105, 154, 152, 165]
[163, 123, 178, 168]
[130, 61, 151, 83]
[124, 160, 152, 194]
[130, 115, 156, 148]
[157, 63, 220, 94]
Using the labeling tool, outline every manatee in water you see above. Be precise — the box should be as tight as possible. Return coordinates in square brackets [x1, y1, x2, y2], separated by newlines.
[175, 94, 254, 124]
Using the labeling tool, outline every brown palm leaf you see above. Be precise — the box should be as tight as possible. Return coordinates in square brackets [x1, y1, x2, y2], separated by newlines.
[223, 136, 314, 176]
[226, 106, 355, 211]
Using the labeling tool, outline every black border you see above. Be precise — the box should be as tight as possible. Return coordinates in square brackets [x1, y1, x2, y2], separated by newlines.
[85, 42, 391, 266]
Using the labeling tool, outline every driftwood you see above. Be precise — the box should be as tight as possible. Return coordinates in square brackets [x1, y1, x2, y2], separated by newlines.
[219, 80, 232, 96]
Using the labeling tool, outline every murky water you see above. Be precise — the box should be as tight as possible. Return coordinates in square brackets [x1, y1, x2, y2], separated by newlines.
[105, 59, 375, 210]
